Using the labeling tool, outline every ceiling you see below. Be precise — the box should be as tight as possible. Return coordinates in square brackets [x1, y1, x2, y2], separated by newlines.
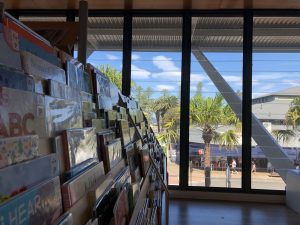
[4, 0, 300, 10]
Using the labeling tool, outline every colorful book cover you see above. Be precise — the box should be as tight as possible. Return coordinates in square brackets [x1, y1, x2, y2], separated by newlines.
[48, 79, 66, 99]
[0, 176, 62, 225]
[0, 135, 39, 169]
[62, 127, 98, 170]
[113, 189, 129, 225]
[21, 51, 66, 84]
[0, 88, 47, 139]
[0, 153, 58, 198]
[0, 23, 22, 70]
[61, 162, 105, 210]
[45, 96, 82, 137]
[0, 64, 34, 92]
[53, 213, 74, 225]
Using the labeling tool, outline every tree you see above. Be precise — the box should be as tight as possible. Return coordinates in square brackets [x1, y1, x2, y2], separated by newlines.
[286, 98, 300, 129]
[272, 129, 295, 144]
[190, 93, 240, 187]
[99, 65, 122, 90]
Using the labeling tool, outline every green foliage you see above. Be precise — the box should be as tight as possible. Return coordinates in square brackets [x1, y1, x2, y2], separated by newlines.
[99, 64, 122, 90]
[286, 97, 300, 129]
[272, 129, 295, 143]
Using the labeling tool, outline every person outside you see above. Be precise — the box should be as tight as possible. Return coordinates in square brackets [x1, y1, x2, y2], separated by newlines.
[231, 159, 237, 174]
[251, 160, 256, 174]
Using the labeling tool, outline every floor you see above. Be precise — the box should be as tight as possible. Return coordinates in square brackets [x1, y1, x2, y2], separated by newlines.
[169, 199, 300, 225]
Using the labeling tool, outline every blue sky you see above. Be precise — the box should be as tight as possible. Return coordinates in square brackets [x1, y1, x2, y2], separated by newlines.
[81, 51, 300, 99]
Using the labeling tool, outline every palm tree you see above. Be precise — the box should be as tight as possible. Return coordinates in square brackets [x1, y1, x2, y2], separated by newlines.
[286, 97, 300, 129]
[190, 93, 240, 187]
[272, 129, 295, 144]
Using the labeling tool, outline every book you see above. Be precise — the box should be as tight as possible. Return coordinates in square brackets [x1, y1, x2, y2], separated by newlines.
[21, 51, 66, 84]
[53, 213, 74, 225]
[91, 66, 111, 96]
[0, 64, 34, 92]
[140, 146, 151, 177]
[118, 119, 131, 148]
[113, 189, 129, 225]
[61, 162, 105, 210]
[45, 96, 82, 137]
[103, 138, 123, 173]
[85, 119, 106, 132]
[0, 87, 47, 138]
[0, 153, 58, 200]
[62, 158, 98, 182]
[109, 82, 119, 106]
[66, 60, 79, 89]
[80, 91, 94, 103]
[0, 176, 62, 225]
[97, 94, 113, 111]
[0, 135, 39, 169]
[77, 70, 93, 94]
[106, 110, 117, 128]
[62, 127, 98, 170]
[93, 188, 118, 225]
[0, 23, 22, 70]
[96, 129, 116, 162]
[48, 79, 66, 99]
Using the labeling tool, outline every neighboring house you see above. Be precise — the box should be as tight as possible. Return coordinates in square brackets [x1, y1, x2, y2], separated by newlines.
[252, 86, 300, 147]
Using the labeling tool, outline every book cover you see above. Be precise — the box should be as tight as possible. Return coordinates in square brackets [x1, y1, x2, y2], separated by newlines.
[48, 79, 66, 99]
[0, 135, 39, 169]
[61, 162, 105, 210]
[45, 96, 82, 137]
[62, 127, 98, 170]
[93, 188, 118, 225]
[113, 189, 129, 225]
[0, 23, 22, 70]
[97, 94, 113, 111]
[0, 176, 62, 225]
[106, 110, 117, 128]
[140, 147, 151, 177]
[0, 153, 58, 199]
[66, 60, 79, 89]
[53, 213, 74, 225]
[77, 70, 93, 94]
[109, 82, 119, 106]
[102, 138, 122, 173]
[117, 119, 131, 148]
[21, 51, 66, 84]
[65, 85, 81, 100]
[0, 64, 35, 92]
[0, 87, 47, 138]
[97, 130, 116, 163]
[80, 91, 94, 103]
[85, 119, 106, 132]
[92, 68, 111, 96]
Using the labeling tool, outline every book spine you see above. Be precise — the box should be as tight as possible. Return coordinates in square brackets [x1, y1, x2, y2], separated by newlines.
[0, 176, 62, 225]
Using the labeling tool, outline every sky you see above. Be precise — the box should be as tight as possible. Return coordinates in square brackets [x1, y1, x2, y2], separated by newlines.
[79, 50, 300, 100]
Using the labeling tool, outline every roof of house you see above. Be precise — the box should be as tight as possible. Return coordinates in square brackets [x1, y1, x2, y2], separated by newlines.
[253, 86, 300, 101]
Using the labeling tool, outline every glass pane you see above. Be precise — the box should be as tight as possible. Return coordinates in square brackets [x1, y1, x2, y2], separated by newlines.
[189, 17, 243, 188]
[131, 17, 182, 185]
[85, 17, 124, 88]
[252, 17, 300, 190]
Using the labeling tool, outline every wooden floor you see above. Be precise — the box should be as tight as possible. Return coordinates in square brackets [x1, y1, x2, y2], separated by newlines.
[169, 199, 300, 225]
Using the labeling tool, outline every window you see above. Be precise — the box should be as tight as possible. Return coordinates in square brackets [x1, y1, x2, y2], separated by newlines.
[189, 17, 243, 188]
[131, 17, 182, 185]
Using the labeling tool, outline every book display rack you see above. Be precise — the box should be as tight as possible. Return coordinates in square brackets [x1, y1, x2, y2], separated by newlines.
[0, 8, 168, 225]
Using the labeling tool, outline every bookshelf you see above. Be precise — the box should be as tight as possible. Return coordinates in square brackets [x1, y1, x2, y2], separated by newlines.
[0, 8, 168, 225]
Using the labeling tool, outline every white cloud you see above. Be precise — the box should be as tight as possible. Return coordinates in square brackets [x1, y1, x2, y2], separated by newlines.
[155, 84, 176, 91]
[152, 55, 179, 71]
[131, 64, 151, 79]
[223, 75, 242, 83]
[105, 54, 119, 60]
[190, 73, 207, 83]
[132, 54, 141, 60]
[152, 71, 181, 80]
